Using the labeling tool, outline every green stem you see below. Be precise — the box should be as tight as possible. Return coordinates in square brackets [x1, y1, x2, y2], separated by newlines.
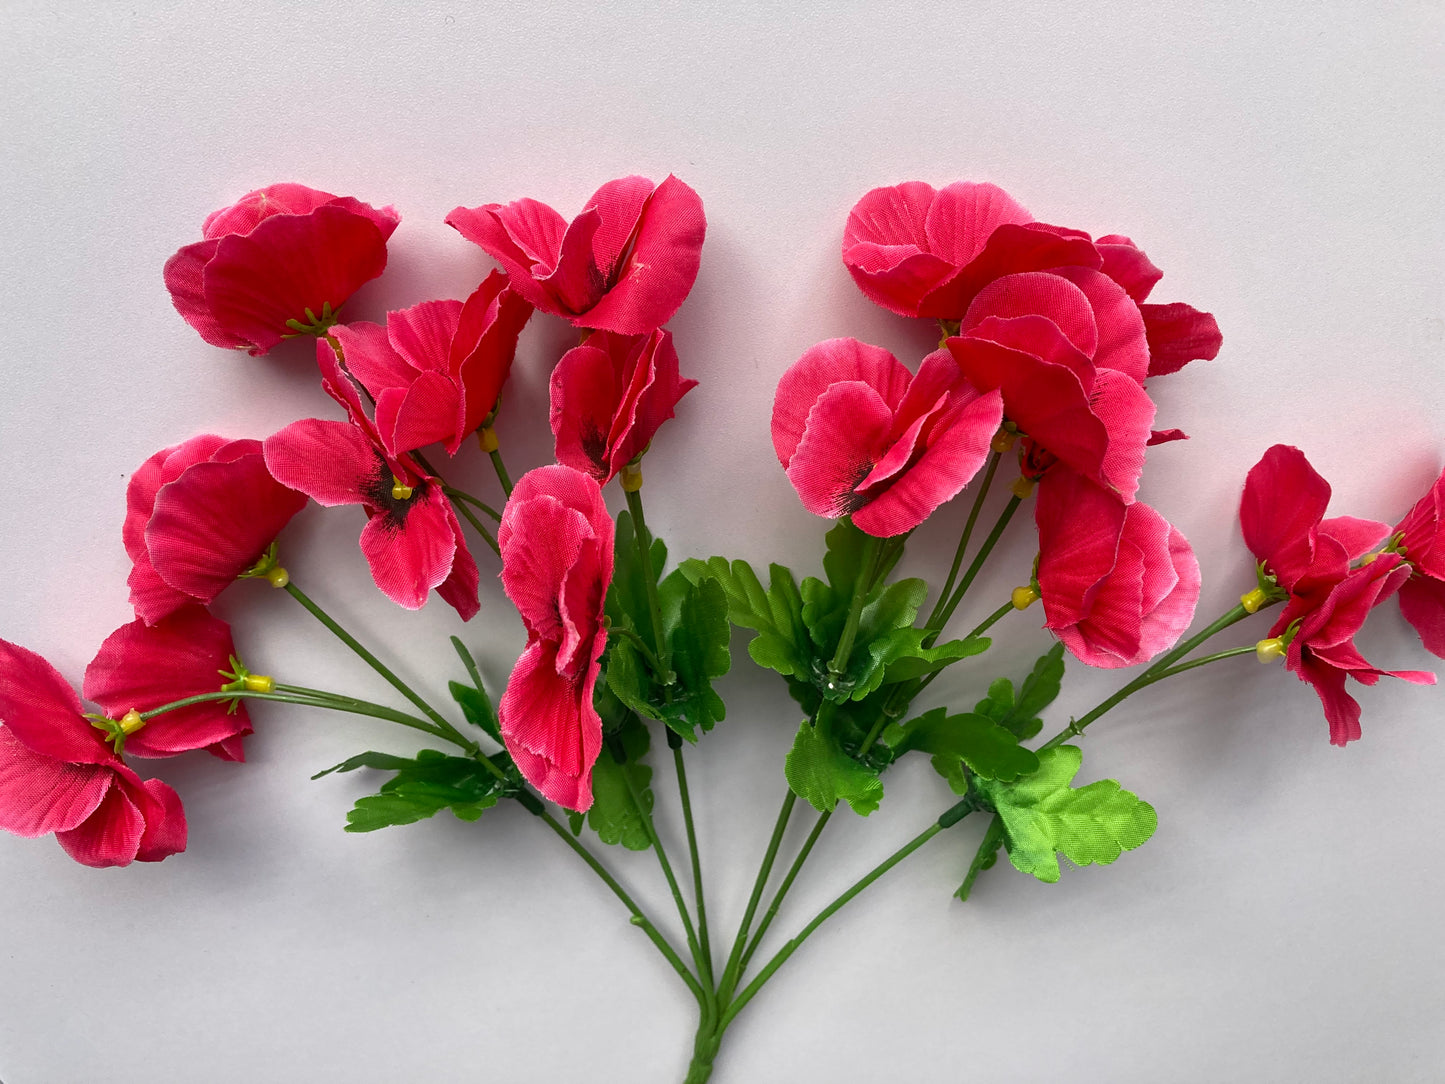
[441, 485, 503, 522]
[447, 494, 501, 557]
[537, 811, 704, 1006]
[282, 582, 461, 742]
[911, 599, 1016, 701]
[673, 740, 713, 985]
[1153, 645, 1258, 678]
[489, 446, 514, 498]
[829, 531, 883, 678]
[717, 791, 796, 1004]
[720, 801, 973, 1030]
[138, 688, 437, 735]
[738, 807, 831, 973]
[609, 622, 667, 676]
[930, 495, 1023, 636]
[926, 449, 1002, 629]
[1038, 603, 1256, 753]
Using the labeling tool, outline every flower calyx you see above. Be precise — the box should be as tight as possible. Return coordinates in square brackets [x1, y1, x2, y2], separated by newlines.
[1241, 562, 1288, 613]
[282, 301, 341, 338]
[239, 541, 289, 588]
[86, 708, 147, 755]
[619, 460, 644, 493]
[1255, 619, 1301, 664]
[477, 425, 500, 453]
[220, 655, 276, 713]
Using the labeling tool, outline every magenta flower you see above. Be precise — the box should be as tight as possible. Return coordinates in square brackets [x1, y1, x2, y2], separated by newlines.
[126, 435, 308, 625]
[1391, 467, 1445, 657]
[551, 328, 697, 485]
[1240, 445, 1433, 744]
[263, 345, 480, 618]
[1035, 467, 1200, 668]
[332, 271, 534, 458]
[497, 466, 614, 811]
[0, 639, 186, 868]
[447, 175, 706, 335]
[772, 340, 1003, 538]
[164, 183, 399, 356]
[84, 607, 254, 762]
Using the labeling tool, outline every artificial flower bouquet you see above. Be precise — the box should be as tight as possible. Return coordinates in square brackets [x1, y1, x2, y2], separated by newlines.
[2, 174, 1440, 1082]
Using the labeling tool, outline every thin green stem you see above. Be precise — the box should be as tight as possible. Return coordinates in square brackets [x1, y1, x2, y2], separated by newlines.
[441, 485, 503, 522]
[720, 803, 973, 1030]
[926, 449, 1002, 629]
[609, 622, 667, 676]
[717, 791, 796, 1004]
[930, 495, 1023, 636]
[489, 446, 514, 498]
[448, 495, 501, 557]
[538, 811, 704, 1005]
[622, 485, 671, 676]
[911, 599, 1016, 701]
[673, 740, 713, 985]
[829, 531, 883, 677]
[282, 582, 461, 741]
[1153, 645, 1258, 679]
[738, 807, 831, 973]
[137, 688, 436, 735]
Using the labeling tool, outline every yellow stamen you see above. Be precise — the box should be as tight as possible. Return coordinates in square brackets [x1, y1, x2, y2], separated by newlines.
[243, 674, 275, 693]
[620, 462, 644, 492]
[1011, 585, 1040, 610]
[118, 709, 146, 735]
[478, 426, 500, 453]
[1010, 476, 1036, 499]
[1240, 587, 1269, 614]
[265, 566, 289, 588]
[1255, 637, 1286, 663]
[391, 477, 414, 500]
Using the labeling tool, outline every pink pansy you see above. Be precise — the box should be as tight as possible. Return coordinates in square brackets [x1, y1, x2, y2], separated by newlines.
[844, 180, 1222, 380]
[164, 183, 399, 356]
[447, 175, 706, 335]
[1239, 445, 1432, 743]
[331, 271, 534, 458]
[126, 435, 308, 625]
[0, 639, 186, 868]
[1391, 467, 1445, 657]
[497, 466, 614, 811]
[772, 340, 1003, 538]
[84, 607, 253, 762]
[1035, 467, 1200, 668]
[262, 344, 479, 618]
[551, 328, 697, 485]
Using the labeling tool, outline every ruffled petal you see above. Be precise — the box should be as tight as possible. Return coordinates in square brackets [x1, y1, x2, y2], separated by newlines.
[1089, 368, 1156, 503]
[387, 299, 462, 374]
[1319, 516, 1390, 561]
[0, 727, 112, 836]
[358, 485, 458, 611]
[162, 239, 251, 349]
[54, 776, 145, 867]
[921, 222, 1101, 320]
[772, 338, 913, 468]
[1239, 445, 1332, 588]
[0, 639, 113, 764]
[434, 502, 481, 622]
[922, 182, 1034, 268]
[133, 776, 188, 862]
[1049, 266, 1150, 383]
[1141, 302, 1222, 377]
[263, 418, 378, 507]
[497, 639, 597, 811]
[1399, 575, 1445, 658]
[445, 199, 566, 313]
[550, 342, 624, 482]
[784, 381, 895, 520]
[452, 274, 534, 447]
[330, 321, 414, 400]
[1095, 235, 1163, 303]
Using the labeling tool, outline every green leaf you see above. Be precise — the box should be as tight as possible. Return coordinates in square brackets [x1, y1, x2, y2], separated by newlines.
[333, 749, 514, 832]
[679, 556, 809, 681]
[973, 643, 1066, 741]
[956, 815, 1005, 901]
[882, 707, 1039, 782]
[814, 577, 928, 702]
[311, 751, 416, 780]
[606, 510, 669, 645]
[604, 637, 661, 721]
[654, 570, 731, 741]
[566, 810, 585, 836]
[972, 745, 1157, 883]
[449, 681, 501, 743]
[784, 708, 884, 816]
[882, 635, 991, 683]
[584, 716, 655, 850]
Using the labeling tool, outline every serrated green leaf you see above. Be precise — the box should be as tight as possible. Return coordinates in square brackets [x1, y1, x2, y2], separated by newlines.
[448, 680, 502, 743]
[883, 707, 1039, 782]
[654, 571, 731, 741]
[584, 716, 655, 849]
[604, 637, 661, 721]
[606, 510, 669, 645]
[973, 745, 1157, 883]
[826, 578, 929, 702]
[973, 643, 1065, 741]
[882, 635, 991, 683]
[311, 751, 417, 780]
[335, 748, 512, 832]
[784, 709, 884, 816]
[679, 556, 809, 681]
[566, 810, 585, 835]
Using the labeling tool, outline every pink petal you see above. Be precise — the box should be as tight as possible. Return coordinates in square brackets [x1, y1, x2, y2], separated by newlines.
[1095, 235, 1163, 303]
[1131, 506, 1201, 660]
[1399, 575, 1445, 658]
[358, 485, 459, 611]
[1049, 266, 1150, 383]
[1149, 428, 1188, 446]
[500, 497, 594, 641]
[1297, 652, 1362, 746]
[962, 272, 1099, 360]
[434, 502, 481, 622]
[582, 175, 657, 284]
[330, 321, 414, 401]
[540, 205, 605, 315]
[263, 418, 378, 507]
[784, 381, 895, 520]
[202, 205, 392, 356]
[921, 222, 1101, 320]
[1240, 445, 1332, 588]
[922, 182, 1034, 268]
[163, 240, 251, 350]
[772, 338, 913, 468]
[201, 184, 341, 237]
[611, 330, 694, 472]
[842, 183, 941, 315]
[0, 639, 114, 765]
[498, 639, 598, 811]
[387, 299, 462, 375]
[1141, 302, 1222, 377]
[551, 342, 624, 481]
[580, 175, 707, 335]
[1090, 369, 1156, 503]
[451, 274, 534, 448]
[1036, 468, 1127, 631]
[145, 447, 307, 606]
[54, 776, 146, 867]
[383, 370, 464, 456]
[445, 199, 567, 313]
[83, 607, 251, 760]
[1319, 516, 1389, 561]
[0, 727, 112, 836]
[133, 776, 187, 862]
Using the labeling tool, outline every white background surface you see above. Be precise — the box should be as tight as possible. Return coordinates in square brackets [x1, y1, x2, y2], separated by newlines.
[2, 2, 1443, 1081]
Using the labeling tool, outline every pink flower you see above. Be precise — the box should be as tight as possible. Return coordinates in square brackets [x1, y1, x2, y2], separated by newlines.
[772, 340, 1003, 538]
[551, 328, 697, 484]
[0, 639, 186, 867]
[844, 180, 1221, 379]
[84, 607, 254, 762]
[126, 435, 308, 625]
[1391, 467, 1445, 657]
[164, 183, 399, 356]
[1035, 467, 1200, 668]
[1240, 445, 1433, 744]
[497, 466, 614, 811]
[331, 271, 534, 458]
[447, 175, 706, 335]
[263, 344, 480, 618]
